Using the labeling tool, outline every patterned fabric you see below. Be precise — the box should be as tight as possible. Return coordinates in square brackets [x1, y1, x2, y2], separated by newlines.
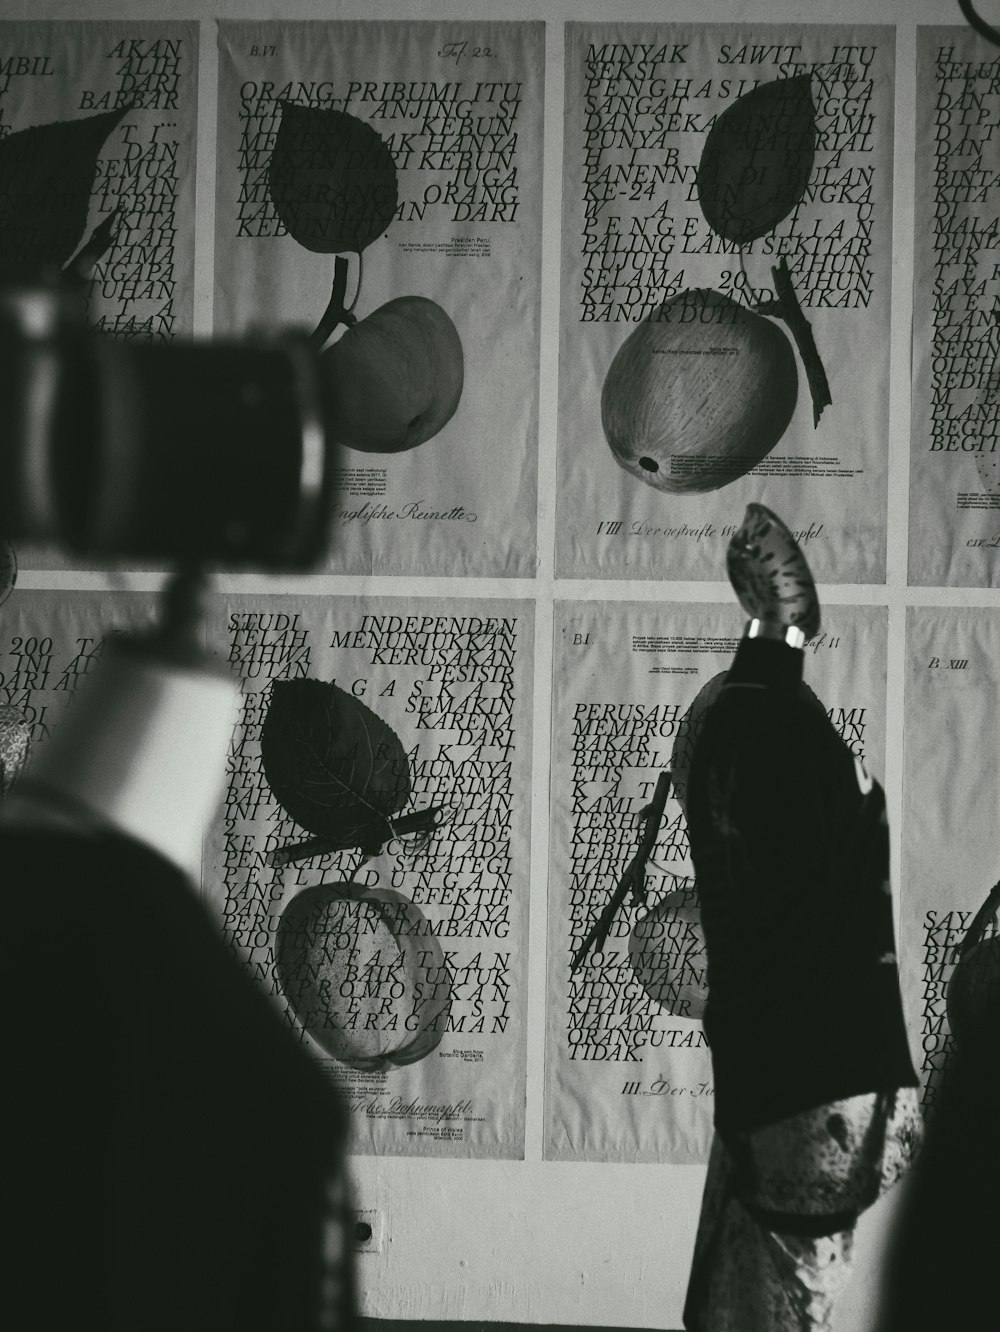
[684, 1088, 922, 1332]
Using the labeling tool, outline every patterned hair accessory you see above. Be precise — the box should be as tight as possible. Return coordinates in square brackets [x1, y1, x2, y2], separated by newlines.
[726, 503, 820, 642]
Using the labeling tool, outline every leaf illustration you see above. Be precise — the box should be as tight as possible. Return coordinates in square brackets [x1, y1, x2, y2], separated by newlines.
[696, 75, 816, 244]
[261, 677, 411, 843]
[267, 101, 399, 254]
[0, 106, 131, 284]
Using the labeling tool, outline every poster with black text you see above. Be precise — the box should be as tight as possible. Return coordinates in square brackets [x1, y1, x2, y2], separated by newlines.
[557, 24, 894, 583]
[202, 593, 533, 1158]
[214, 21, 543, 578]
[901, 607, 1000, 1114]
[0, 20, 197, 338]
[909, 27, 1000, 587]
[545, 599, 887, 1162]
[0, 587, 154, 801]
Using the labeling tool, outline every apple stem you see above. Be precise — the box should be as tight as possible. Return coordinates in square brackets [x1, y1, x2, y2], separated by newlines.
[309, 254, 359, 349]
[754, 258, 832, 427]
[570, 771, 672, 975]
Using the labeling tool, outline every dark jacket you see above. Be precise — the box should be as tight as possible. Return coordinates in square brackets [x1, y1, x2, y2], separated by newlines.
[685, 636, 917, 1134]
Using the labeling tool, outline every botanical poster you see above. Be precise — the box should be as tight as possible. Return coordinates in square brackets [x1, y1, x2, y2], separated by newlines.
[214, 21, 543, 578]
[202, 593, 533, 1158]
[556, 24, 894, 583]
[545, 599, 887, 1163]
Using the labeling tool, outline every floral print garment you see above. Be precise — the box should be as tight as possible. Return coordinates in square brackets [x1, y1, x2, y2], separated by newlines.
[684, 1087, 922, 1332]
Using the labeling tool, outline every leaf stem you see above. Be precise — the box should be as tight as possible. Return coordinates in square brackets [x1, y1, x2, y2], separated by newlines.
[570, 771, 672, 976]
[755, 258, 832, 427]
[309, 253, 359, 350]
[267, 805, 443, 868]
[66, 209, 120, 283]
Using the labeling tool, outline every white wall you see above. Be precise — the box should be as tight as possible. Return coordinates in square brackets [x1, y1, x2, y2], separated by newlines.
[9, 0, 994, 1327]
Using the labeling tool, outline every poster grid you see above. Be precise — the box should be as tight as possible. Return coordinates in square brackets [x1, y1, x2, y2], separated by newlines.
[0, 3, 997, 1256]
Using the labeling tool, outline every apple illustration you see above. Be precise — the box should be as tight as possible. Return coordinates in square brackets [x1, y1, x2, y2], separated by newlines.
[275, 879, 454, 1071]
[319, 295, 464, 454]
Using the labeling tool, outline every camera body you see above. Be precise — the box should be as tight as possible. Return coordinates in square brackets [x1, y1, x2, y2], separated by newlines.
[0, 284, 335, 569]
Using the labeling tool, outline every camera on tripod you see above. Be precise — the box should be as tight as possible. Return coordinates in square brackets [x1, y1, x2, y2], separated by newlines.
[0, 281, 336, 570]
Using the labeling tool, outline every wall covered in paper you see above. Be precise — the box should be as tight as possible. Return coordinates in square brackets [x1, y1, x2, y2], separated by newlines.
[3, 3, 999, 1330]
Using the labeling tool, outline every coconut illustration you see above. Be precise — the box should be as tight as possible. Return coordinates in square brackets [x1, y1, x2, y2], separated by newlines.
[601, 287, 798, 494]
